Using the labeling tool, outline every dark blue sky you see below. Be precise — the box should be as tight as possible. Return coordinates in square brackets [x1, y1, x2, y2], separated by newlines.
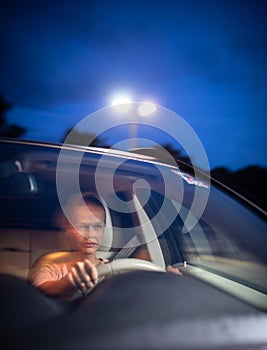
[1, 0, 267, 170]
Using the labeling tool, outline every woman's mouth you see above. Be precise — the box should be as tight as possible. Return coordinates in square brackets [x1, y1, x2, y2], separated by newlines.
[82, 241, 98, 248]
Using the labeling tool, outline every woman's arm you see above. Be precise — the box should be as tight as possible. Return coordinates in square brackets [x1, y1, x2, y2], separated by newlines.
[32, 260, 99, 300]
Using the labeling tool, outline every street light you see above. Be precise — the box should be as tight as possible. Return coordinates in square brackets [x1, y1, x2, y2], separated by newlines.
[110, 94, 157, 150]
[137, 102, 157, 117]
[129, 102, 158, 150]
[111, 94, 132, 106]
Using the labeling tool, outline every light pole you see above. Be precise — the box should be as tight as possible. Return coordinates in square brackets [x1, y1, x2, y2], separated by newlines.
[111, 95, 157, 150]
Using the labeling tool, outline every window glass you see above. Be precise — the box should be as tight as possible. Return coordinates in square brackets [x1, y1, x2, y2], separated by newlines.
[137, 188, 267, 293]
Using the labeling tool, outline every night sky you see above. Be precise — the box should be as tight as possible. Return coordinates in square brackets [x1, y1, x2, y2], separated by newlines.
[1, 0, 267, 171]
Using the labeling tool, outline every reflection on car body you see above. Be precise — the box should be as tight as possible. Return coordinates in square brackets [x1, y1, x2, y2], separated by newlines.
[0, 137, 267, 349]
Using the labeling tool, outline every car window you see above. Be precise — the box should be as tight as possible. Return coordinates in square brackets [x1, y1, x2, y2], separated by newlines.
[1, 140, 267, 297]
[137, 188, 267, 293]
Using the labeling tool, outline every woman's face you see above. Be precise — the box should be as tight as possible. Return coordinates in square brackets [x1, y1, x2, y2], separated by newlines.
[67, 203, 105, 255]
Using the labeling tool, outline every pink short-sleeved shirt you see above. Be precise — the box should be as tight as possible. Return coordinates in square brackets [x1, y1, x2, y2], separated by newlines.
[31, 263, 69, 287]
[31, 258, 109, 288]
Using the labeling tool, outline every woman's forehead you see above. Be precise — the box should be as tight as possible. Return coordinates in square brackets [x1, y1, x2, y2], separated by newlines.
[72, 203, 105, 220]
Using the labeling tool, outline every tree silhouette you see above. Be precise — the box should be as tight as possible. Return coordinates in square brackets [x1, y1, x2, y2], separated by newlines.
[0, 94, 26, 138]
[130, 143, 192, 168]
[60, 125, 267, 212]
[60, 128, 110, 148]
[211, 165, 267, 212]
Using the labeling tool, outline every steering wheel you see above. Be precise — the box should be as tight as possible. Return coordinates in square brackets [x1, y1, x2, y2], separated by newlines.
[96, 258, 166, 278]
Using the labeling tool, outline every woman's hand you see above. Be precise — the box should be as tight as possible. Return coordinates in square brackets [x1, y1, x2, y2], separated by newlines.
[166, 265, 182, 275]
[67, 259, 99, 294]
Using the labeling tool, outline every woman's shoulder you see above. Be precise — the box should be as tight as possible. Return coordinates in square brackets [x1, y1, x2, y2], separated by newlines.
[32, 251, 81, 270]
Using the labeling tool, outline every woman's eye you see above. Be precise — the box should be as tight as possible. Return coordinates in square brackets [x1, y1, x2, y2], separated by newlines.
[93, 224, 104, 231]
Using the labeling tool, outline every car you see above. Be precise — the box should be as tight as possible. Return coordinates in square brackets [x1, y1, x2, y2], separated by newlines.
[0, 137, 267, 350]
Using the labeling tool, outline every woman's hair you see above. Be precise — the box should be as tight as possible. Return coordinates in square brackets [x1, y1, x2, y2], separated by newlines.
[82, 195, 105, 212]
[66, 192, 104, 210]
[56, 193, 106, 229]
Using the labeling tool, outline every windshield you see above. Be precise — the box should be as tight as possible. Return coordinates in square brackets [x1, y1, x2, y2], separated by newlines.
[0, 140, 267, 300]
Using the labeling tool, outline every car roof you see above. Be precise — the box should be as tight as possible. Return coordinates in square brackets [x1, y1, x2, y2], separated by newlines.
[0, 137, 173, 165]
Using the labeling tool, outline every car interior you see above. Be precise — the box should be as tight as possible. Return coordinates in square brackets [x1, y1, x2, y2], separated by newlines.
[1, 141, 267, 349]
[0, 146, 172, 281]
